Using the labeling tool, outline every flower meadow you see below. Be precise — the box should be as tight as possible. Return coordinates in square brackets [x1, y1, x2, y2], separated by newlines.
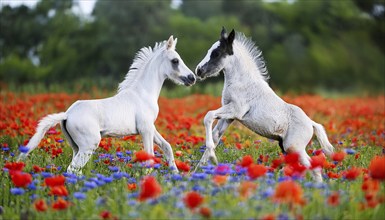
[0, 91, 384, 219]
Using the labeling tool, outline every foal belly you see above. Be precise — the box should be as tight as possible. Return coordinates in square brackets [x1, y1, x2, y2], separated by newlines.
[240, 115, 287, 140]
[100, 113, 138, 137]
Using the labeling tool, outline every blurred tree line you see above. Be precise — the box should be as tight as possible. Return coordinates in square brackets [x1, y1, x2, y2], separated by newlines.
[0, 0, 384, 93]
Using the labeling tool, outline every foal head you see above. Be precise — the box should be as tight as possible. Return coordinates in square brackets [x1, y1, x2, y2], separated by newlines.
[195, 27, 235, 79]
[163, 36, 196, 86]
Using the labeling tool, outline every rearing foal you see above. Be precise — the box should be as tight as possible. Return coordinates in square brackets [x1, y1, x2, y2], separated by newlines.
[195, 28, 333, 182]
[18, 36, 196, 175]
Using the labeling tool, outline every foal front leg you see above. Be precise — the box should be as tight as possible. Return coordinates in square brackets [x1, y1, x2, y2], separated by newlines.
[196, 105, 237, 170]
[153, 129, 178, 172]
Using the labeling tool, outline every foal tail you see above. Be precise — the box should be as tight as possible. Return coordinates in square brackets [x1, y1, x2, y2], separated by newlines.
[18, 112, 67, 161]
[312, 121, 334, 156]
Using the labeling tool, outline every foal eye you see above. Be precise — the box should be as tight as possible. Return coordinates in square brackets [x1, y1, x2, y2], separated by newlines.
[171, 58, 179, 65]
[211, 50, 220, 59]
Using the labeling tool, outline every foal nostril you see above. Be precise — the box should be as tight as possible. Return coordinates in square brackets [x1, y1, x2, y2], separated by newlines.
[188, 74, 195, 82]
[196, 68, 202, 77]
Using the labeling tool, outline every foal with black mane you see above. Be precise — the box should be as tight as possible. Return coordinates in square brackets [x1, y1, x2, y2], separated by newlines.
[195, 28, 334, 182]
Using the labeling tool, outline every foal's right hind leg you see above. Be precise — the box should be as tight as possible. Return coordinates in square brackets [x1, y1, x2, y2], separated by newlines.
[61, 120, 79, 161]
[65, 121, 101, 175]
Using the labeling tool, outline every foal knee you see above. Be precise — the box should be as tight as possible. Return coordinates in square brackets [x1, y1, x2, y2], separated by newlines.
[204, 111, 215, 127]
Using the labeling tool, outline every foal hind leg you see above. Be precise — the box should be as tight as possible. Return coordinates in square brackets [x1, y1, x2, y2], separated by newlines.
[283, 126, 322, 182]
[61, 120, 79, 161]
[65, 121, 101, 175]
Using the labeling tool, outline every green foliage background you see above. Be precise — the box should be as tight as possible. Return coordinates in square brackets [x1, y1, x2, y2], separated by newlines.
[0, 0, 384, 94]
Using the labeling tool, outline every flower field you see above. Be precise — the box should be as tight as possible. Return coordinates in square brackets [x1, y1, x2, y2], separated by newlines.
[0, 91, 384, 219]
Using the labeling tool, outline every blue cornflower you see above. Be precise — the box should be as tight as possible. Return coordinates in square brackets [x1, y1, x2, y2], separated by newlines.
[214, 164, 231, 175]
[345, 148, 356, 155]
[192, 184, 205, 192]
[84, 181, 98, 189]
[112, 172, 123, 180]
[30, 194, 38, 201]
[171, 174, 183, 181]
[95, 197, 106, 206]
[108, 166, 119, 172]
[96, 180, 106, 186]
[127, 200, 137, 206]
[116, 152, 124, 158]
[191, 172, 207, 180]
[261, 187, 274, 198]
[73, 192, 86, 200]
[303, 181, 313, 188]
[127, 192, 139, 199]
[2, 147, 9, 152]
[66, 177, 77, 184]
[10, 188, 25, 195]
[18, 146, 29, 153]
[103, 176, 113, 183]
[127, 177, 137, 184]
[28, 182, 37, 190]
[41, 172, 53, 178]
[278, 213, 290, 220]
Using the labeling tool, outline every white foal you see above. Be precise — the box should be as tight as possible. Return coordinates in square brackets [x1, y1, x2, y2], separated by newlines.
[18, 36, 196, 175]
[195, 28, 333, 182]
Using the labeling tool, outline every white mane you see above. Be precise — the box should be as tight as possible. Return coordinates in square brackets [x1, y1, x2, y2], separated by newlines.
[234, 33, 270, 82]
[117, 41, 167, 93]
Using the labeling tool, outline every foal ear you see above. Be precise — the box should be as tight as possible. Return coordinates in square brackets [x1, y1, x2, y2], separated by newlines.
[167, 35, 175, 50]
[221, 26, 228, 39]
[227, 29, 235, 45]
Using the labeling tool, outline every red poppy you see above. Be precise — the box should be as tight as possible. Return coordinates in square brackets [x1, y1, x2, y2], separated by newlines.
[247, 164, 267, 180]
[310, 154, 326, 169]
[332, 151, 346, 162]
[327, 191, 340, 206]
[284, 153, 300, 165]
[271, 157, 284, 169]
[49, 185, 69, 197]
[175, 150, 183, 157]
[32, 165, 45, 173]
[368, 156, 385, 180]
[239, 181, 257, 199]
[4, 162, 25, 172]
[176, 160, 190, 172]
[261, 214, 275, 220]
[127, 183, 137, 191]
[327, 171, 341, 179]
[273, 180, 305, 205]
[343, 167, 361, 180]
[183, 191, 204, 210]
[34, 199, 48, 212]
[52, 197, 70, 210]
[44, 175, 66, 187]
[199, 207, 211, 218]
[362, 179, 380, 194]
[134, 150, 154, 162]
[212, 175, 228, 186]
[239, 155, 254, 167]
[100, 210, 112, 219]
[138, 176, 162, 201]
[10, 171, 32, 188]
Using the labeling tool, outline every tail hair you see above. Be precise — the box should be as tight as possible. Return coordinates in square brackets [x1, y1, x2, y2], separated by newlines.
[18, 112, 67, 161]
[312, 121, 334, 156]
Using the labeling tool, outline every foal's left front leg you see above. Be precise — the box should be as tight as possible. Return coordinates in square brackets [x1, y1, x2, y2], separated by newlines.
[196, 105, 237, 170]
